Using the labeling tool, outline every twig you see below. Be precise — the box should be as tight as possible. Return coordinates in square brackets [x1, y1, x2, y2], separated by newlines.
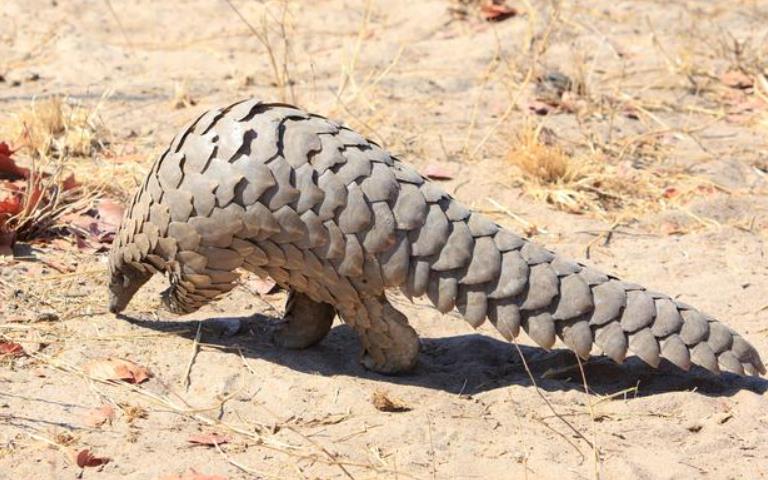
[213, 439, 275, 478]
[103, 0, 134, 54]
[222, 0, 286, 101]
[511, 339, 596, 461]
[485, 197, 547, 234]
[575, 355, 602, 480]
[182, 321, 203, 391]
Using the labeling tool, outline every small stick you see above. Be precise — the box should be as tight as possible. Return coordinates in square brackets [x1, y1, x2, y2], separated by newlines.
[182, 321, 202, 391]
[511, 339, 595, 460]
[485, 197, 548, 235]
[575, 355, 602, 480]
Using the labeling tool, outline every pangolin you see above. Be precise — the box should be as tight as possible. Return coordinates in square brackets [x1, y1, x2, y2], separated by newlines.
[107, 99, 765, 377]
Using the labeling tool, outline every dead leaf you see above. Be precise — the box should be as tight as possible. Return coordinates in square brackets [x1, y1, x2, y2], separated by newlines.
[721, 70, 753, 89]
[662, 187, 680, 199]
[62, 173, 79, 191]
[157, 469, 228, 480]
[0, 192, 23, 216]
[74, 448, 110, 468]
[372, 390, 411, 413]
[525, 99, 552, 116]
[97, 199, 124, 231]
[0, 342, 25, 357]
[187, 433, 231, 446]
[423, 164, 455, 180]
[84, 404, 115, 428]
[84, 358, 152, 384]
[481, 1, 518, 22]
[660, 221, 686, 236]
[0, 142, 29, 179]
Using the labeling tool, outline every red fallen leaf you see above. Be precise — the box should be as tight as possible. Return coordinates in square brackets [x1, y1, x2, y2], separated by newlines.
[721, 70, 753, 89]
[62, 173, 79, 191]
[157, 469, 228, 480]
[84, 404, 115, 428]
[662, 187, 680, 199]
[0, 143, 29, 179]
[0, 342, 25, 357]
[187, 433, 231, 446]
[423, 164, 454, 180]
[74, 448, 110, 468]
[84, 358, 152, 384]
[97, 199, 124, 231]
[480, 1, 517, 22]
[0, 193, 23, 216]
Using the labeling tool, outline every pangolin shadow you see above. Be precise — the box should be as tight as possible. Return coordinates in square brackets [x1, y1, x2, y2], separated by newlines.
[119, 313, 768, 397]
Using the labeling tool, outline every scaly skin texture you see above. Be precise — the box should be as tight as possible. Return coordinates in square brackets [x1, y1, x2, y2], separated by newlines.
[108, 99, 765, 377]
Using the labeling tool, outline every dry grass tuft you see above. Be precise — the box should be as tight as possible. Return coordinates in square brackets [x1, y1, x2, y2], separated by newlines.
[507, 123, 583, 184]
[506, 122, 719, 220]
[2, 96, 109, 160]
[0, 98, 115, 249]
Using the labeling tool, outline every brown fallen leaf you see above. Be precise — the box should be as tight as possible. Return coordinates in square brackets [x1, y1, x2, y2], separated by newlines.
[721, 70, 753, 89]
[372, 389, 411, 413]
[423, 164, 455, 181]
[97, 198, 125, 232]
[84, 404, 115, 428]
[525, 99, 552, 116]
[187, 433, 231, 446]
[84, 358, 152, 384]
[157, 469, 228, 480]
[0, 342, 25, 357]
[74, 448, 110, 468]
[480, 1, 518, 22]
[660, 221, 686, 236]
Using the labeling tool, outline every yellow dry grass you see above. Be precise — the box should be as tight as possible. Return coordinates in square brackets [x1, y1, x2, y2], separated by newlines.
[506, 122, 721, 221]
[1, 96, 109, 160]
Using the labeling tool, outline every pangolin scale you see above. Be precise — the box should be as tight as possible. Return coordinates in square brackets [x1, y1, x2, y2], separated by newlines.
[108, 99, 765, 377]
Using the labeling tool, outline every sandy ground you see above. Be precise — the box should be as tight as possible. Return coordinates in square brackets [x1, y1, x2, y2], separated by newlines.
[2, 0, 768, 478]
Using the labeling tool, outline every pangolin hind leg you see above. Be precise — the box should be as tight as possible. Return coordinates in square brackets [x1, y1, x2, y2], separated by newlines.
[272, 290, 336, 349]
[340, 295, 420, 374]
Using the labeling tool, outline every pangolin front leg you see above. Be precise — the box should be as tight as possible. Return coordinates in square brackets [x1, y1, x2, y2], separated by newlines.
[108, 98, 765, 378]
